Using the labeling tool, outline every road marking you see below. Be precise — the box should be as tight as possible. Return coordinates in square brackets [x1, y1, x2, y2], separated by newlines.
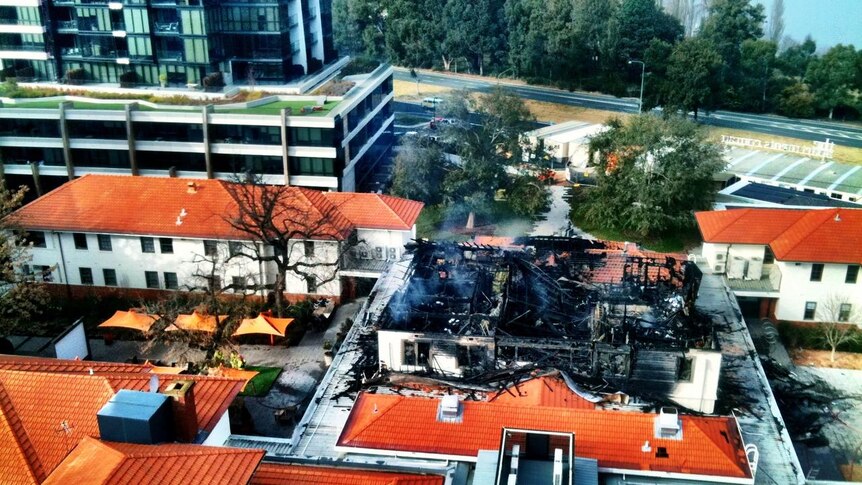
[746, 153, 786, 176]
[727, 150, 759, 168]
[798, 161, 834, 186]
[827, 166, 861, 191]
[770, 157, 809, 181]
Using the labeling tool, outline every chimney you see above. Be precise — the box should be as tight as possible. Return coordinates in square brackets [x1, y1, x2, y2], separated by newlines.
[187, 181, 198, 194]
[163, 380, 198, 442]
[437, 394, 463, 423]
[656, 406, 681, 439]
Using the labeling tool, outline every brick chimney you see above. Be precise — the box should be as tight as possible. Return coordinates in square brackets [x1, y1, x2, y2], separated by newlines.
[163, 379, 198, 442]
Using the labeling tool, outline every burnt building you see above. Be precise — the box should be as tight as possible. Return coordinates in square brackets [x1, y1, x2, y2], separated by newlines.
[374, 237, 721, 413]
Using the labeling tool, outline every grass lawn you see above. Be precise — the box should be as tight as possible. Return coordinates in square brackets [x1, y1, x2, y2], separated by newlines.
[524, 99, 627, 125]
[567, 186, 701, 253]
[393, 79, 452, 100]
[220, 100, 339, 116]
[707, 126, 862, 166]
[239, 366, 283, 397]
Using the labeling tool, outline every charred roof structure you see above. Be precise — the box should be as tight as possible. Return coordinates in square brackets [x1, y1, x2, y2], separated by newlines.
[374, 237, 720, 413]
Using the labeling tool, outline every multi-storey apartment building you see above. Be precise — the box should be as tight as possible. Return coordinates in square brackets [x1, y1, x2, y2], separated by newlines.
[0, 63, 394, 193]
[0, 0, 335, 85]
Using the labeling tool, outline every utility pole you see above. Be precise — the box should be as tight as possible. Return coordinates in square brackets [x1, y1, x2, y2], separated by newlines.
[628, 60, 645, 113]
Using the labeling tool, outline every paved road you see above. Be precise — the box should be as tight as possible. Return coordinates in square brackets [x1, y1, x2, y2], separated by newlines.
[394, 68, 862, 148]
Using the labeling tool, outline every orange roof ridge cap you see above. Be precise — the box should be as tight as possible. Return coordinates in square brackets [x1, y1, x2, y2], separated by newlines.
[373, 194, 411, 228]
[339, 393, 405, 444]
[770, 209, 837, 260]
[0, 381, 44, 483]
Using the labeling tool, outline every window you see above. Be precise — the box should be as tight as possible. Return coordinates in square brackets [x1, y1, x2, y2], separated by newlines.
[228, 241, 243, 257]
[141, 237, 155, 253]
[97, 234, 112, 251]
[304, 241, 315, 257]
[847, 265, 860, 284]
[402, 341, 430, 367]
[678, 357, 694, 382]
[810, 264, 824, 282]
[206, 275, 222, 292]
[839, 304, 852, 322]
[28, 265, 52, 282]
[203, 240, 218, 257]
[79, 267, 94, 285]
[27, 231, 46, 248]
[73, 233, 88, 250]
[103, 268, 117, 286]
[305, 275, 317, 293]
[159, 238, 173, 254]
[145, 271, 159, 289]
[804, 301, 817, 320]
[232, 276, 247, 291]
[164, 272, 178, 290]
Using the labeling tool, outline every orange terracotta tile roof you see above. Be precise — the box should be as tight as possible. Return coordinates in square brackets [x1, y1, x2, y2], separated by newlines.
[489, 375, 596, 409]
[337, 392, 752, 480]
[696, 208, 862, 264]
[585, 246, 687, 285]
[11, 174, 422, 240]
[250, 462, 444, 485]
[44, 436, 264, 485]
[0, 355, 153, 374]
[0, 367, 245, 484]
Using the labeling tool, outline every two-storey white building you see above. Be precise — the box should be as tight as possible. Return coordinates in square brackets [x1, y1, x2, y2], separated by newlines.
[696, 208, 862, 323]
[10, 174, 422, 301]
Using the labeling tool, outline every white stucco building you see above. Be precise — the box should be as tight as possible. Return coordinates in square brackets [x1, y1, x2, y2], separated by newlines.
[11, 174, 422, 300]
[696, 208, 862, 323]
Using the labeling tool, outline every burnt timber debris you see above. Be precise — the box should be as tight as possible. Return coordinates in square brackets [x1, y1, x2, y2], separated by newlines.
[354, 237, 718, 410]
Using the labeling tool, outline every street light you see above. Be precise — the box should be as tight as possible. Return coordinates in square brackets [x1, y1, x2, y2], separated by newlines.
[628, 59, 645, 114]
[496, 67, 515, 84]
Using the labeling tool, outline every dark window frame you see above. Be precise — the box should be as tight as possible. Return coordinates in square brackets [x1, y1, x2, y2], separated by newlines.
[73, 233, 88, 250]
[304, 241, 315, 257]
[847, 265, 860, 284]
[145, 271, 159, 289]
[141, 237, 155, 253]
[839, 303, 852, 322]
[79, 267, 94, 285]
[164, 272, 178, 290]
[159, 238, 173, 254]
[103, 268, 117, 286]
[203, 240, 218, 257]
[803, 301, 817, 320]
[810, 264, 824, 282]
[97, 234, 112, 251]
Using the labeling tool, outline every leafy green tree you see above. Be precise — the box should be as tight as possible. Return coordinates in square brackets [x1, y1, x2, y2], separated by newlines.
[735, 39, 778, 112]
[442, 0, 507, 76]
[506, 174, 550, 217]
[641, 39, 673, 111]
[806, 44, 858, 119]
[767, 0, 785, 43]
[609, 0, 683, 65]
[663, 38, 723, 119]
[0, 183, 50, 336]
[332, 0, 386, 58]
[390, 137, 451, 205]
[775, 81, 815, 118]
[571, 0, 616, 79]
[582, 115, 724, 238]
[699, 0, 765, 100]
[776, 36, 816, 80]
[384, 0, 443, 68]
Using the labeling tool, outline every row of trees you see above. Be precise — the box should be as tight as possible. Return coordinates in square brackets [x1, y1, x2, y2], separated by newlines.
[335, 0, 862, 119]
[391, 89, 550, 228]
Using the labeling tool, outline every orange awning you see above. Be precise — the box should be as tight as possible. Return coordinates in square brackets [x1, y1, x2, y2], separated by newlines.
[232, 314, 294, 338]
[167, 311, 228, 333]
[98, 310, 160, 333]
[210, 366, 260, 392]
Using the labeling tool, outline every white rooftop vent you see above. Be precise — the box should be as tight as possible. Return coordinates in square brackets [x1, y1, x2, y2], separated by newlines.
[655, 407, 683, 440]
[437, 395, 462, 423]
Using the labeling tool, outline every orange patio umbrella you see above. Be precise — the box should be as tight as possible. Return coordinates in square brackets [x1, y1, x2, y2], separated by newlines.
[232, 313, 294, 345]
[98, 309, 160, 333]
[167, 311, 229, 333]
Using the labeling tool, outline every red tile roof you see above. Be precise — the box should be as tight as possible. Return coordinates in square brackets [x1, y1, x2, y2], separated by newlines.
[44, 437, 264, 485]
[250, 462, 444, 485]
[489, 375, 596, 409]
[0, 367, 245, 484]
[0, 355, 153, 374]
[696, 208, 862, 264]
[11, 174, 422, 240]
[337, 392, 752, 480]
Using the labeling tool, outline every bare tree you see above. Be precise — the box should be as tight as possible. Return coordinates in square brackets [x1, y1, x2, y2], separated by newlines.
[768, 0, 785, 43]
[816, 294, 862, 363]
[222, 177, 355, 317]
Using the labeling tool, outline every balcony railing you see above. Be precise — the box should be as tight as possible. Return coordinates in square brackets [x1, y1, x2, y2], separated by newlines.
[154, 21, 179, 33]
[156, 50, 182, 61]
[56, 20, 77, 30]
[0, 18, 42, 26]
[340, 253, 391, 274]
[0, 44, 45, 51]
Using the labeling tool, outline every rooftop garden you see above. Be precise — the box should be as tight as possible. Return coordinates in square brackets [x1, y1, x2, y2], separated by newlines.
[0, 81, 340, 116]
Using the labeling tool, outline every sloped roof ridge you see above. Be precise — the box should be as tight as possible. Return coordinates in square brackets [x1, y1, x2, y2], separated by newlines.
[339, 394, 407, 444]
[368, 193, 411, 227]
[707, 208, 752, 240]
[770, 208, 836, 260]
[0, 381, 42, 483]
[685, 417, 748, 476]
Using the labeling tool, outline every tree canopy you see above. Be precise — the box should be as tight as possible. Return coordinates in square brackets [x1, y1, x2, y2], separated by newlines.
[582, 115, 725, 238]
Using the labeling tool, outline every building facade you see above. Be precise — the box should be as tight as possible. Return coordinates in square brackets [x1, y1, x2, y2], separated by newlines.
[0, 63, 394, 193]
[696, 208, 862, 323]
[12, 174, 421, 300]
[0, 0, 335, 85]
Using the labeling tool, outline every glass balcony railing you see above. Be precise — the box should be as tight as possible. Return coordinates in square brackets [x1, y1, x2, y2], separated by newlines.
[156, 50, 183, 61]
[0, 44, 45, 51]
[0, 18, 42, 26]
[154, 21, 179, 33]
[56, 20, 78, 30]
